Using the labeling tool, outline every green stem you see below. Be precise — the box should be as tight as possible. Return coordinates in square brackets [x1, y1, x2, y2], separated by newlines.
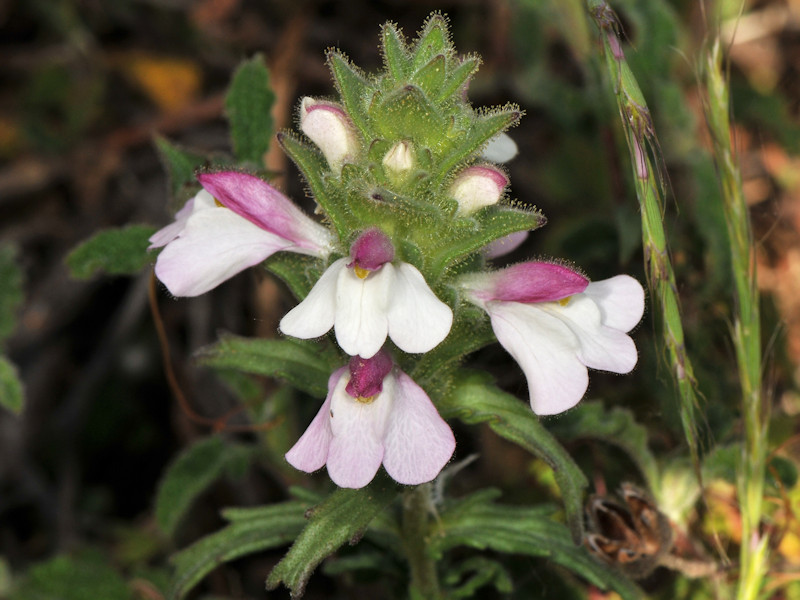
[402, 484, 442, 600]
[703, 39, 767, 600]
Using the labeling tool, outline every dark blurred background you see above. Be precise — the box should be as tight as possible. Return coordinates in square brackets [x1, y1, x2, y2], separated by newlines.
[2, 0, 800, 597]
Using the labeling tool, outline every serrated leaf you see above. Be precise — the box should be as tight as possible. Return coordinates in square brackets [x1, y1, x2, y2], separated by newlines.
[439, 370, 588, 543]
[195, 333, 336, 397]
[225, 54, 275, 166]
[0, 355, 23, 415]
[154, 135, 206, 198]
[433, 493, 643, 599]
[66, 224, 157, 280]
[412, 15, 449, 70]
[155, 435, 255, 538]
[266, 476, 398, 597]
[169, 501, 307, 600]
[549, 400, 659, 489]
[0, 244, 23, 344]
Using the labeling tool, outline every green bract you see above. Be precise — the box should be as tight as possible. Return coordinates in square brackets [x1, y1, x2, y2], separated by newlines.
[278, 14, 544, 285]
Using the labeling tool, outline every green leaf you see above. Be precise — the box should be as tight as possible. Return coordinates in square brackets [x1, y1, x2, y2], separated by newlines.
[436, 56, 480, 103]
[169, 501, 308, 600]
[413, 55, 447, 97]
[10, 549, 131, 600]
[155, 435, 255, 538]
[372, 85, 448, 148]
[0, 244, 23, 344]
[153, 135, 206, 199]
[225, 54, 275, 166]
[0, 356, 24, 415]
[264, 244, 326, 301]
[381, 23, 409, 81]
[66, 224, 157, 280]
[195, 333, 337, 398]
[549, 400, 659, 489]
[439, 370, 588, 543]
[266, 476, 399, 597]
[277, 132, 355, 239]
[444, 556, 513, 599]
[327, 52, 373, 139]
[435, 109, 520, 179]
[433, 493, 643, 599]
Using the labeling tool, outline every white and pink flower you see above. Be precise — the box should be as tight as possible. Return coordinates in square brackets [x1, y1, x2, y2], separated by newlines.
[459, 262, 645, 415]
[300, 97, 360, 173]
[149, 172, 335, 297]
[279, 228, 453, 358]
[286, 350, 456, 488]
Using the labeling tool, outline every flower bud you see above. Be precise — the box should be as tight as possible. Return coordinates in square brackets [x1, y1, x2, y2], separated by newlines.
[300, 97, 359, 172]
[450, 165, 509, 216]
[382, 140, 415, 173]
[348, 228, 395, 274]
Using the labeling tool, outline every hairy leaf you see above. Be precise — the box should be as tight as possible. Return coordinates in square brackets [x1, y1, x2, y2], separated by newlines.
[434, 492, 643, 599]
[0, 356, 23, 415]
[439, 370, 588, 543]
[169, 501, 308, 600]
[0, 244, 23, 344]
[195, 333, 337, 398]
[66, 225, 156, 279]
[225, 54, 275, 166]
[155, 435, 255, 538]
[266, 476, 398, 596]
[154, 135, 206, 199]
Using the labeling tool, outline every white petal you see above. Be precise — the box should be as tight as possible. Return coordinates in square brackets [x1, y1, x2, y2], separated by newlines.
[481, 132, 518, 163]
[284, 369, 343, 473]
[382, 371, 455, 485]
[154, 207, 292, 297]
[582, 275, 645, 332]
[543, 296, 638, 374]
[387, 263, 453, 354]
[326, 374, 392, 488]
[279, 259, 344, 340]
[333, 264, 393, 358]
[488, 301, 588, 415]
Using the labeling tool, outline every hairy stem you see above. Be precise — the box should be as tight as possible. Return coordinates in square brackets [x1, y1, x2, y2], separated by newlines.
[402, 484, 442, 600]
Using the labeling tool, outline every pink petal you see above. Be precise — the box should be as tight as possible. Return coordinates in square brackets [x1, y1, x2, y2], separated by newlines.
[284, 368, 344, 474]
[450, 165, 508, 216]
[154, 207, 293, 296]
[301, 97, 359, 172]
[326, 374, 391, 488]
[483, 231, 529, 260]
[349, 228, 394, 271]
[463, 262, 589, 305]
[197, 172, 333, 256]
[382, 371, 455, 485]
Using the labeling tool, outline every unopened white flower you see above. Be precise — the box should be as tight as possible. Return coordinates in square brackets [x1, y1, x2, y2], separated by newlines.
[450, 165, 509, 216]
[300, 97, 359, 173]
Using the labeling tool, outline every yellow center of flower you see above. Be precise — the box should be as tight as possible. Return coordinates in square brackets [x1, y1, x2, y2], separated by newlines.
[354, 265, 370, 279]
[558, 296, 572, 307]
[214, 198, 225, 208]
[355, 394, 377, 404]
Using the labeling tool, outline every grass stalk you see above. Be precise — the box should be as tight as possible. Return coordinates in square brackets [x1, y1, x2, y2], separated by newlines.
[585, 0, 704, 478]
[702, 37, 767, 600]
